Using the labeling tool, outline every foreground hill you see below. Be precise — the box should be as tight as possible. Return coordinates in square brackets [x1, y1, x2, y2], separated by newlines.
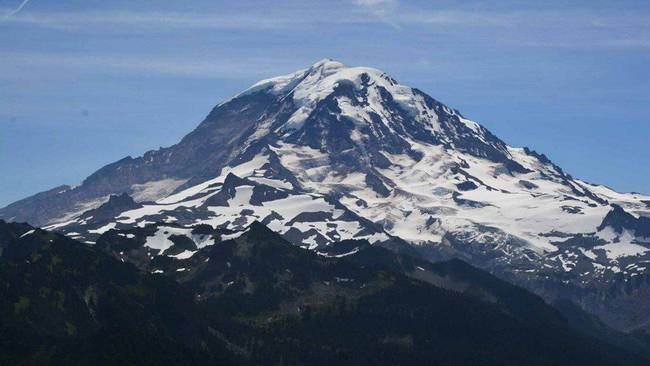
[1, 219, 648, 365]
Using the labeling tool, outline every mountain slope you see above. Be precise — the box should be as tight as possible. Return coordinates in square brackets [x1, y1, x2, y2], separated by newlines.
[2, 59, 650, 332]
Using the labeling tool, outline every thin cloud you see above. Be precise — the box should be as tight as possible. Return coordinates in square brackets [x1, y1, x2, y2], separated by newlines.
[1, 0, 33, 22]
[1, 9, 379, 31]
[354, 0, 397, 6]
[602, 38, 650, 49]
[353, 0, 401, 29]
[0, 52, 307, 79]
[4, 11, 304, 30]
[2, 5, 649, 51]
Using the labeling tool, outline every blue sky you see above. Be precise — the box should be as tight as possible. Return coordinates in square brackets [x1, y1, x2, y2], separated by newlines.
[1, 0, 649, 206]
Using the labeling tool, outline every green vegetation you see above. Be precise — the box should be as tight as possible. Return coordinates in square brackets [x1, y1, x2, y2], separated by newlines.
[47, 255, 62, 273]
[13, 296, 29, 314]
[64, 321, 77, 336]
[0, 220, 648, 365]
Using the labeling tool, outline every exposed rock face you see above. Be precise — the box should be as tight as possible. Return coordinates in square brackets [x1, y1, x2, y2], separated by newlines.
[599, 204, 650, 238]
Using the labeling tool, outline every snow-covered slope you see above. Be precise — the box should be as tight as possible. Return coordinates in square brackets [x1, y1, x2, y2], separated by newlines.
[4, 59, 650, 331]
[51, 152, 390, 251]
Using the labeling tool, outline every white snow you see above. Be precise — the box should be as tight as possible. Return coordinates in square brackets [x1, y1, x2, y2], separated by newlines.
[157, 154, 269, 205]
[131, 178, 188, 202]
[317, 248, 360, 258]
[142, 225, 215, 254]
[595, 242, 649, 260]
[228, 186, 254, 206]
[88, 222, 116, 234]
[45, 196, 110, 228]
[20, 229, 35, 238]
[171, 250, 197, 259]
[249, 59, 444, 137]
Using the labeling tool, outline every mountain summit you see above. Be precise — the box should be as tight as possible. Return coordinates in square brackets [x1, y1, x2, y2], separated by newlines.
[237, 58, 525, 174]
[2, 59, 650, 332]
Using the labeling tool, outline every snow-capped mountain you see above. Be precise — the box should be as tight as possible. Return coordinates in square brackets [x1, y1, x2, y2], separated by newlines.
[2, 59, 650, 331]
